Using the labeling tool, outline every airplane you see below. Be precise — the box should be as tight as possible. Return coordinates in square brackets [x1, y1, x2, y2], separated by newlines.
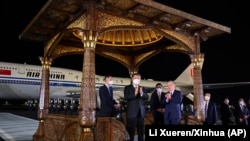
[0, 61, 169, 107]
[1, 61, 250, 107]
[0, 61, 188, 99]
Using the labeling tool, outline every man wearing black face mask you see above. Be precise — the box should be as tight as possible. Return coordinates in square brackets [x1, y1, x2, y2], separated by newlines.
[124, 73, 149, 141]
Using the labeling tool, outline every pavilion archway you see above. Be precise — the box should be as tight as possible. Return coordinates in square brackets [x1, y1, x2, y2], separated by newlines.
[19, 0, 230, 140]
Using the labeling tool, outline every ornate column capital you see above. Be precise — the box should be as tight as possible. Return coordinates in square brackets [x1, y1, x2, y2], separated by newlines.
[190, 53, 204, 69]
[80, 30, 98, 49]
[39, 57, 53, 69]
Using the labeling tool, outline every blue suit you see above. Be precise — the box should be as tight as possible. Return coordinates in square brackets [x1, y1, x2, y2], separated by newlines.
[99, 85, 117, 117]
[234, 104, 250, 125]
[161, 90, 182, 125]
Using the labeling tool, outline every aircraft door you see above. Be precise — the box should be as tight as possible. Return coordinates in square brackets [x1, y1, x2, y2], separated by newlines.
[17, 63, 26, 74]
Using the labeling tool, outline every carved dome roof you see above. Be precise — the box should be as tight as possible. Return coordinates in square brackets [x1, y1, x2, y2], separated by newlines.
[73, 29, 163, 47]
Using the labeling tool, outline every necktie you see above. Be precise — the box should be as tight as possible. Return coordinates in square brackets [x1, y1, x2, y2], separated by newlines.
[205, 102, 208, 118]
[158, 92, 161, 101]
[240, 105, 244, 111]
[108, 86, 112, 96]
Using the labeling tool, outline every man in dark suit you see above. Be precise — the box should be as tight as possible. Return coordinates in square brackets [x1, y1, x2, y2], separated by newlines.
[124, 73, 149, 141]
[234, 98, 250, 125]
[161, 80, 183, 125]
[150, 83, 165, 125]
[247, 99, 250, 124]
[219, 97, 231, 125]
[203, 92, 218, 125]
[99, 75, 120, 117]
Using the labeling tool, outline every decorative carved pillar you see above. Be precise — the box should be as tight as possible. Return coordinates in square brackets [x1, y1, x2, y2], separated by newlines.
[79, 30, 98, 141]
[33, 56, 52, 138]
[78, 1, 98, 140]
[190, 53, 204, 122]
[189, 34, 205, 123]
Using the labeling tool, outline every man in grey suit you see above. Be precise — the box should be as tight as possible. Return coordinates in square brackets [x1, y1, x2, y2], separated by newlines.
[124, 73, 149, 141]
[161, 80, 183, 125]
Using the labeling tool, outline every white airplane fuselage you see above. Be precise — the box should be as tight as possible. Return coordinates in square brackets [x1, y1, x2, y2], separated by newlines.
[0, 62, 166, 101]
[0, 62, 81, 99]
[2, 61, 249, 103]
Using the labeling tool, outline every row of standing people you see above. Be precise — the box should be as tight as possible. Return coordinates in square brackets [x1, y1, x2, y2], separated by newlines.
[220, 97, 250, 125]
[99, 73, 182, 141]
[151, 87, 250, 126]
[202, 92, 250, 125]
[98, 73, 189, 141]
[123, 74, 183, 141]
[150, 81, 250, 125]
[150, 86, 219, 126]
[98, 73, 148, 141]
[98, 73, 249, 141]
[123, 73, 182, 141]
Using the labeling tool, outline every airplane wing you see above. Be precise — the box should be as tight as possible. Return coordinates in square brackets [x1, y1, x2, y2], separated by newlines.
[176, 82, 250, 91]
[203, 82, 250, 89]
[173, 63, 250, 101]
[177, 82, 250, 102]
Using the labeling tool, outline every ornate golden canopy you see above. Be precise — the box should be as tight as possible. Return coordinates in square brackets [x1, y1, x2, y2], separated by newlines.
[19, 0, 231, 70]
[21, 1, 232, 137]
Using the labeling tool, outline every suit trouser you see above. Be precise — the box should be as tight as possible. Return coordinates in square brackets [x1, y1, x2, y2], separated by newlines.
[126, 116, 144, 141]
[164, 118, 180, 125]
[152, 111, 164, 125]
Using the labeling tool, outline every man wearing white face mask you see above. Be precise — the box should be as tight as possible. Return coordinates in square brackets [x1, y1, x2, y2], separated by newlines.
[98, 75, 120, 117]
[203, 92, 218, 125]
[150, 83, 165, 125]
[124, 73, 149, 141]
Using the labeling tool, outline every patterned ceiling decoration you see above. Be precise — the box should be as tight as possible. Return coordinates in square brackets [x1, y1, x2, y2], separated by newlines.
[19, 0, 231, 64]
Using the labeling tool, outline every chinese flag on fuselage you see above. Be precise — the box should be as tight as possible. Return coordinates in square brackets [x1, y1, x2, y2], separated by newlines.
[0, 69, 11, 75]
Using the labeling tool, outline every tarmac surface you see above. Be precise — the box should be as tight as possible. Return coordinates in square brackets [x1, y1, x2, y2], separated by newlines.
[0, 103, 141, 141]
[0, 113, 38, 141]
[0, 103, 38, 141]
